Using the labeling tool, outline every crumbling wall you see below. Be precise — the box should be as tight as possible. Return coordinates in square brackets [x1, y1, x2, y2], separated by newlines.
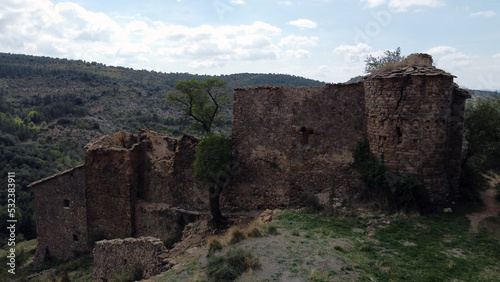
[93, 237, 169, 281]
[134, 201, 201, 243]
[31, 165, 89, 262]
[84, 131, 140, 239]
[228, 83, 367, 210]
[140, 133, 206, 211]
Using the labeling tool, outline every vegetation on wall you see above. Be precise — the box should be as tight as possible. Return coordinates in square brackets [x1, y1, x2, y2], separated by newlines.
[364, 47, 405, 74]
[351, 139, 428, 213]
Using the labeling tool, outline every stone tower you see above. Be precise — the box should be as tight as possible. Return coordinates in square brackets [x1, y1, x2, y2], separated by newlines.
[364, 54, 470, 205]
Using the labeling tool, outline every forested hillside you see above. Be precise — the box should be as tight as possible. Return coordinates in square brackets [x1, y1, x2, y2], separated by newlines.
[0, 53, 325, 243]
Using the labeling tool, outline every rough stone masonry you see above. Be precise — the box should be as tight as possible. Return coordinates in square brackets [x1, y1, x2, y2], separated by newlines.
[225, 53, 469, 210]
[30, 54, 469, 265]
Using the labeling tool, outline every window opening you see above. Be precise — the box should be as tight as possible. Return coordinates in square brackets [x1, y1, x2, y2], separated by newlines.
[396, 127, 402, 144]
[300, 127, 314, 145]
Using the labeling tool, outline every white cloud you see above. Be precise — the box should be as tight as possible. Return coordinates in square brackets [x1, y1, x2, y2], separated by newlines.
[126, 21, 149, 34]
[361, 0, 444, 12]
[288, 19, 318, 29]
[494, 53, 500, 59]
[0, 0, 292, 70]
[469, 10, 497, 18]
[279, 35, 319, 48]
[333, 43, 374, 63]
[425, 46, 472, 70]
[153, 21, 284, 66]
[229, 0, 246, 4]
[286, 49, 311, 59]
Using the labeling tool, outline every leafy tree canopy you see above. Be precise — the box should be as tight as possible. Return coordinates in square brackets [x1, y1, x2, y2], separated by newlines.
[193, 134, 232, 227]
[364, 47, 405, 74]
[168, 78, 229, 134]
[464, 95, 500, 172]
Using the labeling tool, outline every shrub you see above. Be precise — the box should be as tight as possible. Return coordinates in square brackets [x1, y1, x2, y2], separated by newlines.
[352, 139, 428, 213]
[245, 222, 263, 238]
[265, 224, 279, 235]
[206, 248, 260, 282]
[110, 263, 142, 282]
[352, 139, 387, 202]
[208, 236, 223, 254]
[300, 192, 323, 213]
[459, 163, 487, 203]
[228, 226, 246, 245]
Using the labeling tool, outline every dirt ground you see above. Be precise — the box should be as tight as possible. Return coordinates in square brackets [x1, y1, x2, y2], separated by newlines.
[466, 175, 500, 233]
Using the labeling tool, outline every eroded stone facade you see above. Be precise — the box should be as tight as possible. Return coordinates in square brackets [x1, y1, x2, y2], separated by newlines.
[31, 54, 470, 266]
[224, 83, 367, 210]
[31, 130, 203, 262]
[93, 237, 169, 281]
[227, 54, 469, 209]
[32, 165, 88, 263]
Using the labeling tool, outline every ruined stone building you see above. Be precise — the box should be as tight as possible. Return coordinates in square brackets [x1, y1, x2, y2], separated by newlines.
[30, 131, 203, 262]
[30, 54, 470, 262]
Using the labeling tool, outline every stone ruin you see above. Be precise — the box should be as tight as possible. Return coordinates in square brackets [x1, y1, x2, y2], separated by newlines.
[93, 237, 169, 281]
[30, 130, 203, 263]
[30, 54, 470, 276]
[226, 53, 469, 210]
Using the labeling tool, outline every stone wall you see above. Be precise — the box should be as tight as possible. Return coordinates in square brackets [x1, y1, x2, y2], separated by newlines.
[140, 133, 206, 210]
[134, 201, 201, 243]
[84, 131, 140, 239]
[227, 83, 367, 210]
[31, 130, 204, 262]
[229, 58, 469, 209]
[93, 237, 169, 281]
[31, 165, 89, 262]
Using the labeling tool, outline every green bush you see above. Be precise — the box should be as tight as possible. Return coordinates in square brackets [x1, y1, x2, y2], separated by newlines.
[193, 134, 232, 186]
[459, 163, 487, 203]
[352, 139, 387, 202]
[206, 248, 260, 282]
[352, 139, 428, 213]
[110, 263, 142, 282]
[300, 192, 323, 213]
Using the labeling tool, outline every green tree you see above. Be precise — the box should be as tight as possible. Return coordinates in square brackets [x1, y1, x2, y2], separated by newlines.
[364, 47, 405, 73]
[463, 95, 500, 172]
[193, 134, 234, 227]
[168, 78, 229, 134]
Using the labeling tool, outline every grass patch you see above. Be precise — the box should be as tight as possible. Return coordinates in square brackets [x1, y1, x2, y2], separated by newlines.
[206, 248, 260, 282]
[276, 208, 500, 281]
[207, 236, 223, 254]
[110, 263, 142, 282]
[228, 226, 246, 245]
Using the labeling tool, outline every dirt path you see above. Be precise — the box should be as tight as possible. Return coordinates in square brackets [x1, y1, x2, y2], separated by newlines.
[466, 176, 500, 233]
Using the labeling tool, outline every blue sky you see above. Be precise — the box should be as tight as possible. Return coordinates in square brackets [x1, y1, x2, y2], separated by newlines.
[1, 0, 499, 90]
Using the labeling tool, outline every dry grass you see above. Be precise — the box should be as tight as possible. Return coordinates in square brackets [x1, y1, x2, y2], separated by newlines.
[207, 236, 223, 254]
[372, 53, 433, 74]
[228, 226, 247, 245]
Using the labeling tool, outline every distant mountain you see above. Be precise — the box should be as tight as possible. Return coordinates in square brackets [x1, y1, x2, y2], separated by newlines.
[468, 89, 499, 98]
[0, 52, 325, 155]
